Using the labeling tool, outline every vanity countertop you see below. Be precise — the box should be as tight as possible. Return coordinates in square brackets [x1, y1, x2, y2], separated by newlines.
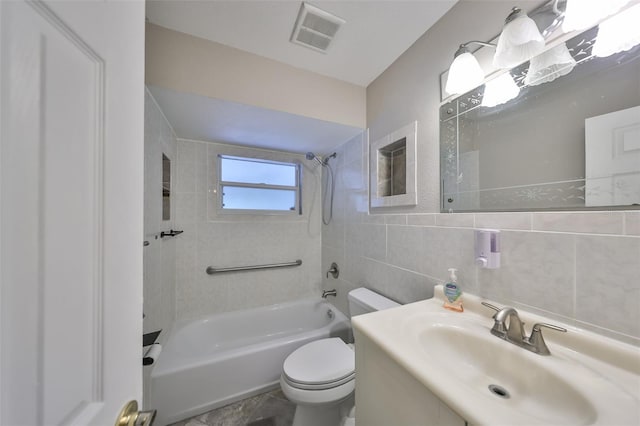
[352, 286, 640, 426]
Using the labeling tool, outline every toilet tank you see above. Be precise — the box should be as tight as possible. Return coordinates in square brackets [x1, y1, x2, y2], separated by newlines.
[348, 288, 400, 317]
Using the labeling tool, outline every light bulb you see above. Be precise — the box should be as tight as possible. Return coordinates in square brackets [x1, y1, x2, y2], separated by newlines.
[493, 9, 545, 69]
[524, 43, 576, 86]
[592, 4, 640, 58]
[445, 51, 485, 96]
[563, 0, 631, 32]
[481, 73, 520, 108]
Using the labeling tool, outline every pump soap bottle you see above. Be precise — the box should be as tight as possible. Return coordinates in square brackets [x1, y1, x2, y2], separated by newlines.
[443, 268, 463, 312]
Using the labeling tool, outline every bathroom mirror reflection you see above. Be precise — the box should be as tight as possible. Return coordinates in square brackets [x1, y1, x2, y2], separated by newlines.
[440, 25, 640, 212]
[162, 153, 170, 220]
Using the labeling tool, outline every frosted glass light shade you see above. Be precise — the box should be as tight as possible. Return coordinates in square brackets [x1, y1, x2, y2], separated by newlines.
[481, 73, 520, 108]
[563, 0, 631, 32]
[592, 4, 640, 58]
[524, 43, 577, 86]
[493, 12, 545, 69]
[445, 51, 485, 96]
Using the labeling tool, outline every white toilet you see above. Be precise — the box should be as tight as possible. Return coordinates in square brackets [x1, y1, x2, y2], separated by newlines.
[280, 288, 400, 426]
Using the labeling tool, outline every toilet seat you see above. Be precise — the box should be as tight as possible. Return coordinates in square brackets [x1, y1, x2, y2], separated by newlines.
[283, 338, 355, 391]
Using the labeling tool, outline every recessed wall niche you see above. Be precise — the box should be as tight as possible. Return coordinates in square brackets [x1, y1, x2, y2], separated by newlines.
[162, 153, 171, 220]
[370, 121, 418, 208]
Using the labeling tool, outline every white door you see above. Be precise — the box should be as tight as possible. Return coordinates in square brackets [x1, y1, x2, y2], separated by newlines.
[585, 105, 640, 206]
[0, 1, 145, 425]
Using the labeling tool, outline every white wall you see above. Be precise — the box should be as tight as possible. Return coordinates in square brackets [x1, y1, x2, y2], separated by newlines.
[323, 1, 640, 346]
[173, 139, 323, 320]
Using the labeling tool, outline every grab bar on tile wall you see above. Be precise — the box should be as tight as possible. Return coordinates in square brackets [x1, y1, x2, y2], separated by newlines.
[206, 259, 302, 275]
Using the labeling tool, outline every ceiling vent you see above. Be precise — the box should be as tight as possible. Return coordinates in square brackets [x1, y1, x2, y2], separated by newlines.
[290, 2, 345, 53]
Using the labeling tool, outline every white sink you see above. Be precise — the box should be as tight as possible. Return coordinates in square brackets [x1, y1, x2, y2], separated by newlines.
[420, 324, 596, 425]
[352, 287, 640, 426]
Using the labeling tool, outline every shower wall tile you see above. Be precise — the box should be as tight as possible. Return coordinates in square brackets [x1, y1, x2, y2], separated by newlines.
[174, 138, 323, 320]
[175, 161, 196, 193]
[532, 212, 624, 235]
[386, 225, 426, 275]
[435, 213, 475, 228]
[575, 235, 640, 338]
[143, 88, 177, 344]
[474, 212, 531, 230]
[625, 212, 640, 236]
[343, 132, 365, 166]
[341, 155, 367, 192]
[407, 214, 436, 226]
[423, 227, 477, 290]
[385, 215, 407, 225]
[346, 222, 387, 262]
[478, 231, 575, 318]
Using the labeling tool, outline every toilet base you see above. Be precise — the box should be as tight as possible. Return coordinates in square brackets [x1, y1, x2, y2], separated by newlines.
[291, 394, 354, 426]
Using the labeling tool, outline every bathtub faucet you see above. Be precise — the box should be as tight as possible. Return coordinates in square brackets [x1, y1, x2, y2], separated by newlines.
[322, 289, 337, 298]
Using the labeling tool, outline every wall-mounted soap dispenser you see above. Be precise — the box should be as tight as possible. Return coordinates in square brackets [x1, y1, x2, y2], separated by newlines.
[475, 229, 500, 269]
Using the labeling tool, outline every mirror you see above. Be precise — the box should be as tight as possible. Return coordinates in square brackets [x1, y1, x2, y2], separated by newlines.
[162, 153, 171, 220]
[370, 121, 417, 208]
[440, 24, 640, 212]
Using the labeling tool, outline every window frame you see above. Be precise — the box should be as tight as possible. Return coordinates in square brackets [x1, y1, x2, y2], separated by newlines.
[217, 154, 302, 215]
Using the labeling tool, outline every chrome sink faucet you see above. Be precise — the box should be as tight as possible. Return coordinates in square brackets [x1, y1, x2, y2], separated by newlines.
[482, 302, 567, 355]
[493, 306, 525, 341]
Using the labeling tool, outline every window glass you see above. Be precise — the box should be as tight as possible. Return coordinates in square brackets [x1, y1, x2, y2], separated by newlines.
[221, 186, 296, 211]
[220, 157, 297, 186]
[218, 155, 300, 213]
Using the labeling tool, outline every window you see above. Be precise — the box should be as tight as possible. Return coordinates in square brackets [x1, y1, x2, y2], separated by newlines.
[218, 155, 301, 213]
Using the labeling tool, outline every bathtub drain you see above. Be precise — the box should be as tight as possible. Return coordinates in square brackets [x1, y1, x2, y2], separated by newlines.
[488, 384, 510, 399]
[327, 309, 334, 319]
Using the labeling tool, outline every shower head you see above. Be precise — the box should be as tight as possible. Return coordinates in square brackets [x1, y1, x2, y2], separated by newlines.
[305, 152, 324, 165]
[305, 151, 337, 166]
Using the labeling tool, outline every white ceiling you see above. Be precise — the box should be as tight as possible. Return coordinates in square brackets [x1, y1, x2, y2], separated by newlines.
[146, 0, 458, 87]
[145, 1, 458, 153]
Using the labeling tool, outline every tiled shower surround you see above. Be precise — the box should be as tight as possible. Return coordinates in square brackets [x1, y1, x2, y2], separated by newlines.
[321, 0, 640, 347]
[173, 138, 323, 321]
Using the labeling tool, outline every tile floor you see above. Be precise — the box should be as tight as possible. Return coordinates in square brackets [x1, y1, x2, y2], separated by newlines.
[169, 389, 295, 426]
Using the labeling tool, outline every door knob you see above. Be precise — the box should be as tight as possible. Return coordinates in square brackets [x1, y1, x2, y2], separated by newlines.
[115, 400, 156, 426]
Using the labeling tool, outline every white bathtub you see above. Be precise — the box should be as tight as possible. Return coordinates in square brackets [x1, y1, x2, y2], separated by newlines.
[149, 298, 351, 426]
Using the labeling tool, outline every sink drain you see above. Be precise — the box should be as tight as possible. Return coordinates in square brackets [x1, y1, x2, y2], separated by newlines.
[488, 384, 510, 399]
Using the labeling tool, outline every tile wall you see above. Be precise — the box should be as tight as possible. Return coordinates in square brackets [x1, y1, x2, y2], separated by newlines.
[173, 139, 323, 321]
[323, 134, 640, 346]
[144, 88, 177, 341]
[322, 0, 640, 347]
[143, 88, 178, 408]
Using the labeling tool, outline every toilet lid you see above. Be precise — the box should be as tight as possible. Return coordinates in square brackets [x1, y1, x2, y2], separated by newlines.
[283, 338, 354, 385]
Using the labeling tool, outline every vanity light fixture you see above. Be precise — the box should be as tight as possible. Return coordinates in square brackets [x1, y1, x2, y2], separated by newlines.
[493, 7, 545, 69]
[524, 42, 576, 86]
[445, 4, 553, 96]
[592, 3, 640, 58]
[445, 41, 495, 95]
[481, 72, 520, 108]
[562, 0, 631, 32]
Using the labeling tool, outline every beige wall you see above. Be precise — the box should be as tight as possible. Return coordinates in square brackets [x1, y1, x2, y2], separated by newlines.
[322, 1, 640, 346]
[146, 23, 366, 129]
